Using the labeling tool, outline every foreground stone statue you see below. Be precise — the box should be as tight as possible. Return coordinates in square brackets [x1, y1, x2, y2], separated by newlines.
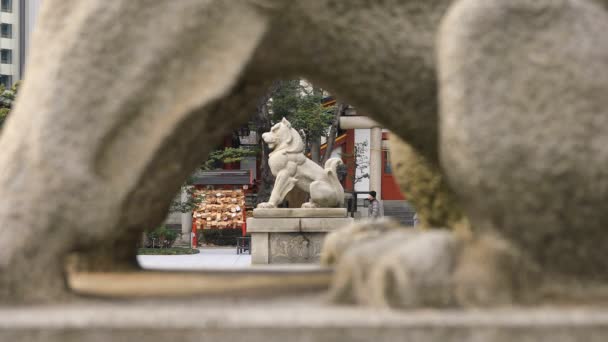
[0, 0, 607, 308]
[258, 117, 344, 209]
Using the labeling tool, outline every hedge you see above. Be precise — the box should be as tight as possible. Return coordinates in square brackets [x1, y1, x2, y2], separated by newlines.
[199, 228, 243, 246]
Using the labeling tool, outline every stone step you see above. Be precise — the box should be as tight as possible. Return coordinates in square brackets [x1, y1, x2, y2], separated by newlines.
[383, 200, 417, 226]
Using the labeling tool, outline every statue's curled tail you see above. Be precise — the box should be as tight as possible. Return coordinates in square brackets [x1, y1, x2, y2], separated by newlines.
[325, 158, 345, 207]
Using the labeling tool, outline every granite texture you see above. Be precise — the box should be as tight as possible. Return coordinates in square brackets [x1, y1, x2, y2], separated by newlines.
[249, 215, 353, 264]
[253, 208, 348, 218]
[247, 218, 301, 232]
[269, 233, 325, 263]
[251, 232, 270, 264]
[0, 300, 606, 342]
[248, 217, 354, 233]
[389, 134, 468, 232]
[300, 218, 354, 232]
[438, 0, 608, 282]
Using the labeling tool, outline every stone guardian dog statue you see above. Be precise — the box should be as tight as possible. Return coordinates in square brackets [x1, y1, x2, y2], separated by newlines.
[257, 118, 344, 208]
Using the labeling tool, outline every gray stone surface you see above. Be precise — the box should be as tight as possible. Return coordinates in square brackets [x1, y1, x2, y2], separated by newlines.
[389, 134, 467, 231]
[269, 232, 325, 263]
[247, 218, 301, 232]
[0, 300, 607, 342]
[248, 217, 354, 233]
[249, 216, 353, 264]
[68, 269, 332, 299]
[325, 223, 463, 309]
[300, 218, 354, 232]
[248, 217, 354, 234]
[251, 232, 270, 264]
[438, 0, 608, 285]
[0, 0, 605, 312]
[253, 208, 348, 218]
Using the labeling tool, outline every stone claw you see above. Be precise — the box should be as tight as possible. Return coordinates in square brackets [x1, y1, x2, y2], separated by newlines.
[256, 202, 276, 209]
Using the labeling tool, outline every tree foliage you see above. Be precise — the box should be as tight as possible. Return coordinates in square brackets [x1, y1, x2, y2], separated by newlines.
[202, 147, 257, 171]
[268, 80, 335, 154]
[0, 82, 19, 129]
[144, 225, 179, 248]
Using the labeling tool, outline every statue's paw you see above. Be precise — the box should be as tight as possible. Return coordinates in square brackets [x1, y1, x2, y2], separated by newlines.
[256, 202, 276, 209]
[328, 229, 462, 309]
[301, 202, 319, 209]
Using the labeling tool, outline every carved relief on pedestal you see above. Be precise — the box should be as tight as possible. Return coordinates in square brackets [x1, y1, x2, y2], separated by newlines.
[269, 233, 324, 263]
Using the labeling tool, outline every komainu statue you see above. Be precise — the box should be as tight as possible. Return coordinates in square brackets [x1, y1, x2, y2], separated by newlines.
[257, 118, 344, 208]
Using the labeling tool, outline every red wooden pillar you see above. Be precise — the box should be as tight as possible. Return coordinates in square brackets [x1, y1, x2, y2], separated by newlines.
[191, 220, 198, 248]
[344, 129, 356, 191]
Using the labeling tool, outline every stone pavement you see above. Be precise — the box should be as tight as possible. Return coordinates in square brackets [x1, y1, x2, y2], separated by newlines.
[137, 247, 251, 270]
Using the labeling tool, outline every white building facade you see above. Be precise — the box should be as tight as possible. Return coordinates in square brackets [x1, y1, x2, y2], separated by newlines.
[0, 0, 42, 87]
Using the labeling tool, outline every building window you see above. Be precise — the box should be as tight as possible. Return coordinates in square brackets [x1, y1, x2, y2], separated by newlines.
[0, 74, 12, 88]
[1, 0, 12, 13]
[1, 49, 11, 64]
[1, 23, 12, 38]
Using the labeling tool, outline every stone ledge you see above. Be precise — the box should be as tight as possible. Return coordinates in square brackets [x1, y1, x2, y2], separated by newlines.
[300, 218, 354, 232]
[247, 218, 300, 232]
[1, 300, 607, 342]
[253, 208, 348, 218]
[247, 217, 353, 233]
[68, 269, 332, 298]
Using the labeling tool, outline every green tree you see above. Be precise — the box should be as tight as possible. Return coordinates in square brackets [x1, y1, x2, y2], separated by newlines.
[269, 80, 336, 162]
[0, 82, 19, 129]
[202, 146, 257, 171]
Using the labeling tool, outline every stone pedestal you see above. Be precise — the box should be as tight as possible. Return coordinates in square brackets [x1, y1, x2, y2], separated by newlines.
[248, 208, 353, 264]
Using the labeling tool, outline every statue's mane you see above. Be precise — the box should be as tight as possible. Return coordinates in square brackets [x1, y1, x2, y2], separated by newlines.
[285, 127, 305, 153]
[270, 120, 305, 155]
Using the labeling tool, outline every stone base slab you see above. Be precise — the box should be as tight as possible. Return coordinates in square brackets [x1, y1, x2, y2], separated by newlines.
[247, 217, 354, 233]
[253, 208, 348, 218]
[1, 299, 606, 342]
[247, 213, 353, 264]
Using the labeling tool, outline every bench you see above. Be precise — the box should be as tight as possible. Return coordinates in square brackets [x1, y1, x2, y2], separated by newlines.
[236, 236, 251, 255]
